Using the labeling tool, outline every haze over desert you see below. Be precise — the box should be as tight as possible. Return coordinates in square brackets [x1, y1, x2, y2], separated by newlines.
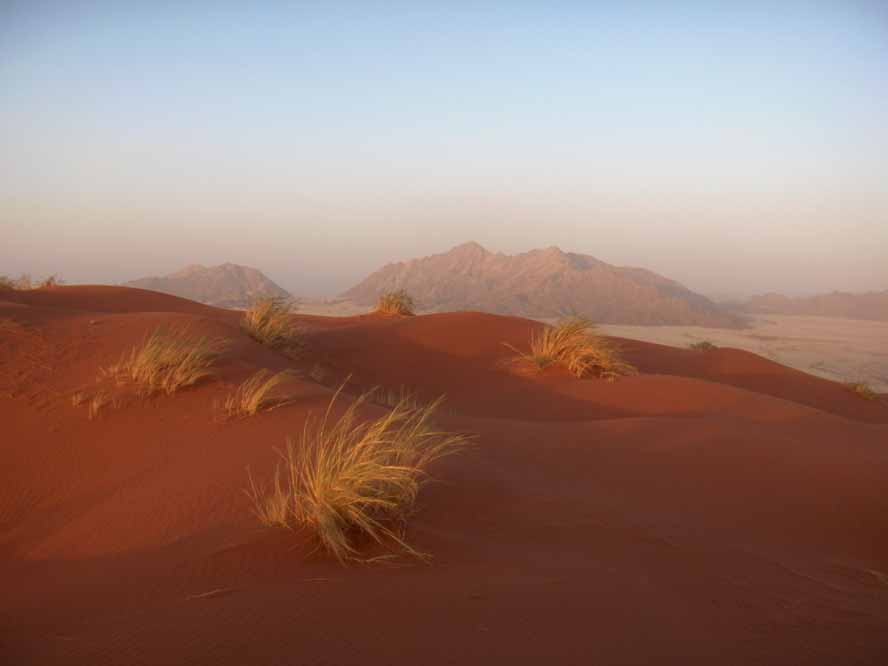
[2, 3, 887, 665]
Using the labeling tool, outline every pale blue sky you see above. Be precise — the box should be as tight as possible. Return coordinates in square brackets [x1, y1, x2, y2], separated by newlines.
[2, 2, 887, 297]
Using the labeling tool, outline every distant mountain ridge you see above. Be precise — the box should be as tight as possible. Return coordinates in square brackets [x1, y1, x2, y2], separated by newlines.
[343, 242, 743, 327]
[740, 290, 888, 322]
[126, 263, 291, 308]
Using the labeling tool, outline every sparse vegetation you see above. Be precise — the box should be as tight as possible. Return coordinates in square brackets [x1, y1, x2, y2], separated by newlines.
[223, 369, 298, 418]
[105, 327, 226, 396]
[366, 385, 425, 410]
[88, 391, 111, 420]
[375, 289, 415, 316]
[689, 340, 718, 351]
[37, 274, 63, 288]
[848, 382, 877, 401]
[0, 274, 31, 290]
[506, 316, 635, 379]
[0, 274, 63, 289]
[241, 297, 301, 352]
[308, 363, 329, 384]
[247, 387, 471, 562]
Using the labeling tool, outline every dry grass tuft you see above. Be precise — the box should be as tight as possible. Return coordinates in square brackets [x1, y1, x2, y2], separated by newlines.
[224, 369, 298, 418]
[506, 316, 635, 380]
[242, 297, 302, 352]
[848, 382, 877, 401]
[0, 274, 62, 290]
[368, 385, 422, 410]
[37, 275, 63, 288]
[247, 387, 471, 562]
[106, 327, 226, 396]
[88, 391, 111, 419]
[375, 290, 415, 316]
[689, 340, 718, 351]
[0, 274, 32, 290]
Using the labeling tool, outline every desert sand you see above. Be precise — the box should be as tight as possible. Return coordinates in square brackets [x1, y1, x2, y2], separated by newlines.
[2, 286, 887, 665]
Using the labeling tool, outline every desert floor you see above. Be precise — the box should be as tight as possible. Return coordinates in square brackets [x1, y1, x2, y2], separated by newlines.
[598, 314, 888, 393]
[2, 286, 887, 665]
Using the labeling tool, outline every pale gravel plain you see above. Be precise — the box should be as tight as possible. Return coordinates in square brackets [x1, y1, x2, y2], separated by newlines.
[597, 314, 888, 393]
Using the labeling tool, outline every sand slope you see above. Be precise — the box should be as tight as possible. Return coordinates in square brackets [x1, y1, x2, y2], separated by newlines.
[1, 286, 886, 665]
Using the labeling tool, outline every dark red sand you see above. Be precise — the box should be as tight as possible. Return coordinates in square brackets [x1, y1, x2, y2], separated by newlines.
[2, 286, 886, 665]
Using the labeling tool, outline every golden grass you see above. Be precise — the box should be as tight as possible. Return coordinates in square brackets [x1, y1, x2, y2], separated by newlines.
[0, 274, 32, 290]
[37, 275, 63, 288]
[88, 391, 111, 420]
[848, 382, 877, 400]
[106, 327, 226, 396]
[368, 385, 423, 410]
[506, 316, 636, 379]
[247, 387, 471, 562]
[223, 369, 298, 418]
[241, 297, 302, 351]
[375, 289, 415, 316]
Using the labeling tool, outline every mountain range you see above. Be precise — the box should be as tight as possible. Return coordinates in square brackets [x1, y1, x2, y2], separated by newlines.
[125, 263, 290, 309]
[343, 242, 743, 327]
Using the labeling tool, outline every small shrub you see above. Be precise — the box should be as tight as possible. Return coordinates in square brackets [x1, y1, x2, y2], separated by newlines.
[106, 327, 226, 396]
[37, 275, 64, 288]
[0, 276, 14, 290]
[848, 382, 877, 401]
[689, 341, 718, 351]
[223, 369, 297, 418]
[242, 297, 301, 351]
[14, 274, 32, 290]
[308, 363, 329, 384]
[375, 290, 415, 316]
[506, 316, 635, 379]
[247, 387, 471, 562]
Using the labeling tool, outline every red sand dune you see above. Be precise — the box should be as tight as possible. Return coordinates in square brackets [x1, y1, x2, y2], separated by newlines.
[2, 286, 887, 665]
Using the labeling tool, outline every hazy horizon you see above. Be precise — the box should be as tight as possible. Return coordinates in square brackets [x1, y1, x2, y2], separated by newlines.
[3, 2, 887, 299]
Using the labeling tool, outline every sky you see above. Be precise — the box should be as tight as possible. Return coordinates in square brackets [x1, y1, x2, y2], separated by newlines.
[1, 1, 887, 298]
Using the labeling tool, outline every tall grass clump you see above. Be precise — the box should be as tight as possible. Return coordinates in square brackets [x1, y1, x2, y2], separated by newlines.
[689, 340, 718, 351]
[224, 369, 297, 418]
[375, 289, 415, 316]
[242, 297, 301, 351]
[848, 382, 877, 401]
[108, 327, 226, 396]
[247, 388, 471, 562]
[507, 316, 635, 379]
